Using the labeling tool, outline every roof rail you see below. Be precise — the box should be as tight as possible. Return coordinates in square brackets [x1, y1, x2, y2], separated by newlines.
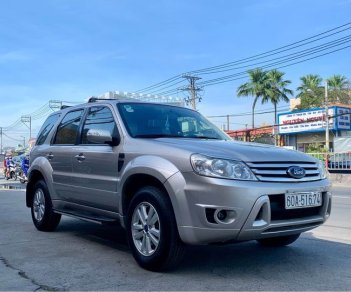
[60, 105, 71, 109]
[88, 97, 117, 103]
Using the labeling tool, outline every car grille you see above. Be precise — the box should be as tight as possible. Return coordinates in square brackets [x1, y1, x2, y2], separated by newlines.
[269, 194, 323, 221]
[246, 161, 321, 182]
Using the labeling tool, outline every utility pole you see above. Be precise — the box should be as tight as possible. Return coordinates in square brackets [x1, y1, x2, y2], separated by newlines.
[182, 74, 202, 110]
[21, 115, 32, 140]
[325, 81, 329, 152]
[226, 115, 230, 131]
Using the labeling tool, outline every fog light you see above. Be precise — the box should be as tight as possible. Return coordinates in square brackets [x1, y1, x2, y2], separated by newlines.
[216, 210, 227, 221]
[214, 209, 236, 224]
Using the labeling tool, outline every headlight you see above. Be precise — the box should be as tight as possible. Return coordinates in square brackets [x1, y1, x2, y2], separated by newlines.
[318, 160, 328, 179]
[190, 154, 257, 181]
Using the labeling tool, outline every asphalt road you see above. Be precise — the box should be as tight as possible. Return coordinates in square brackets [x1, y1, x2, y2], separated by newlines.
[0, 179, 351, 291]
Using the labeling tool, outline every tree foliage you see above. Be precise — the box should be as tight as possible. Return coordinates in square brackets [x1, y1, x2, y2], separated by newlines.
[296, 74, 324, 109]
[262, 69, 293, 124]
[296, 74, 350, 109]
[327, 74, 350, 104]
[236, 68, 269, 128]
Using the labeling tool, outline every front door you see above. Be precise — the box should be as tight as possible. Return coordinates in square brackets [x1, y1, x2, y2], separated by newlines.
[71, 105, 120, 212]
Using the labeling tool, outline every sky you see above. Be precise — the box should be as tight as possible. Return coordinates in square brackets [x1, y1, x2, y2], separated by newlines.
[0, 0, 351, 148]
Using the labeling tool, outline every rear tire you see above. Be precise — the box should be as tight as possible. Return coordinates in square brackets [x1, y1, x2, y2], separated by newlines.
[31, 180, 61, 231]
[126, 186, 185, 271]
[257, 234, 300, 247]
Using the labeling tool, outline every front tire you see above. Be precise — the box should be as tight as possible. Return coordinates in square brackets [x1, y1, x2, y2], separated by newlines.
[127, 186, 185, 271]
[31, 180, 61, 231]
[257, 234, 300, 247]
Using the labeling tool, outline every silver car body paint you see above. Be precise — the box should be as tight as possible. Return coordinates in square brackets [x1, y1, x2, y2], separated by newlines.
[28, 100, 331, 245]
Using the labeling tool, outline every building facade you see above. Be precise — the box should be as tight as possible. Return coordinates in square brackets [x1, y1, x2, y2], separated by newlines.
[278, 105, 351, 152]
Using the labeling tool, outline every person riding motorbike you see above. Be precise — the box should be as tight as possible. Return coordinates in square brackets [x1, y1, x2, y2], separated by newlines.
[3, 156, 8, 178]
[5, 156, 16, 180]
[19, 155, 30, 183]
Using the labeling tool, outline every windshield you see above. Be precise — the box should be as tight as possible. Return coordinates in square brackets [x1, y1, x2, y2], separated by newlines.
[117, 103, 230, 140]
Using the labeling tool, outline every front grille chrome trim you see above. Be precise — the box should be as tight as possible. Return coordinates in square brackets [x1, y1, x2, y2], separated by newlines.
[247, 161, 321, 182]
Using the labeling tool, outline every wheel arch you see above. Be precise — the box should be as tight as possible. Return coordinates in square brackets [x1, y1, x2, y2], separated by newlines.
[26, 157, 54, 208]
[26, 170, 45, 207]
[121, 173, 170, 227]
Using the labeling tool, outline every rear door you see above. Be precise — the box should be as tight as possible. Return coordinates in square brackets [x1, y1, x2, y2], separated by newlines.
[71, 105, 120, 212]
[49, 109, 85, 201]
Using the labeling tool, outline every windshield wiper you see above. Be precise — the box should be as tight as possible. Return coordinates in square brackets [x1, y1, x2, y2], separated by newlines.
[185, 136, 222, 140]
[133, 134, 184, 138]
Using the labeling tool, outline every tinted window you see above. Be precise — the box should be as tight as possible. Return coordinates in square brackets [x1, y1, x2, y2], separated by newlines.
[117, 103, 229, 140]
[36, 113, 60, 145]
[53, 110, 84, 145]
[81, 106, 117, 144]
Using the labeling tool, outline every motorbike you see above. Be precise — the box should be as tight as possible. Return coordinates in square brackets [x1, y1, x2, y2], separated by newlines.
[5, 164, 17, 180]
[17, 156, 29, 184]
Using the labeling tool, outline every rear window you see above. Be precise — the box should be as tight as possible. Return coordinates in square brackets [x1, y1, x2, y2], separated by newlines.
[53, 110, 84, 145]
[36, 113, 61, 145]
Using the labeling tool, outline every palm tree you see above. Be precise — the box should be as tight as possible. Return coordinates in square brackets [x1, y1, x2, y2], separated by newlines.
[297, 74, 322, 96]
[327, 74, 349, 103]
[327, 74, 348, 89]
[262, 70, 293, 125]
[296, 74, 323, 108]
[237, 69, 269, 128]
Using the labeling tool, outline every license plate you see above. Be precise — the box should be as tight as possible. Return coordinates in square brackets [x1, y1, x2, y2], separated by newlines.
[285, 191, 322, 209]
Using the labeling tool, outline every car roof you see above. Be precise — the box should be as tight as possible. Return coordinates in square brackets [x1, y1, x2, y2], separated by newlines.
[55, 99, 187, 115]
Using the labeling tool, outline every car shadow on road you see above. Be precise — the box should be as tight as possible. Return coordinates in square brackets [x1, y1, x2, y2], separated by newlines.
[56, 218, 130, 253]
[55, 218, 351, 279]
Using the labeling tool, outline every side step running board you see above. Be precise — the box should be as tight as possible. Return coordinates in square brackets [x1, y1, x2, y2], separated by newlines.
[54, 209, 119, 225]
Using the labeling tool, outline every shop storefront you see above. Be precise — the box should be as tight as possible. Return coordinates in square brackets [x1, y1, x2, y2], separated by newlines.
[278, 105, 351, 152]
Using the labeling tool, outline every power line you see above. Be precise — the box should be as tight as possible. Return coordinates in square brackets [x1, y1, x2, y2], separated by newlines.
[198, 44, 351, 87]
[146, 42, 351, 96]
[197, 34, 351, 76]
[207, 106, 290, 118]
[134, 21, 351, 94]
[2, 132, 23, 142]
[135, 75, 183, 93]
[188, 23, 351, 74]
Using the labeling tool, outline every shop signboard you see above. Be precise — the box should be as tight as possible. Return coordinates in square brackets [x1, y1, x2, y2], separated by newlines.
[278, 108, 334, 134]
[278, 106, 351, 134]
[336, 107, 351, 130]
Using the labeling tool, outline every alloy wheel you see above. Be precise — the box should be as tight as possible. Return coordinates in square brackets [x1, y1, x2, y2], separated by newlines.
[131, 202, 161, 256]
[33, 189, 46, 222]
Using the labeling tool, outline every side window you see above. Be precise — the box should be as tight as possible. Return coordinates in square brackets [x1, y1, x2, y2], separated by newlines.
[81, 106, 117, 144]
[36, 113, 61, 145]
[53, 110, 84, 145]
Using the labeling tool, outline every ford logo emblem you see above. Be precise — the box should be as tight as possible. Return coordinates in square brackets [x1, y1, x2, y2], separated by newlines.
[287, 166, 306, 179]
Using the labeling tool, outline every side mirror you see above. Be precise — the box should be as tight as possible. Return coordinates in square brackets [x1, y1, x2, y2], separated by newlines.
[86, 129, 120, 146]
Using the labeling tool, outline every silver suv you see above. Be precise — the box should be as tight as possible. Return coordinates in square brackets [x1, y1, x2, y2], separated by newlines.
[27, 99, 332, 271]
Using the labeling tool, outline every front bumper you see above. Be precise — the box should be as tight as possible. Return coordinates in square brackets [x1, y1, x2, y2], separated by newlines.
[164, 172, 332, 245]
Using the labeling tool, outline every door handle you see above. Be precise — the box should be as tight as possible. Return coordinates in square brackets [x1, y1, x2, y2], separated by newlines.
[75, 154, 85, 161]
[47, 153, 54, 160]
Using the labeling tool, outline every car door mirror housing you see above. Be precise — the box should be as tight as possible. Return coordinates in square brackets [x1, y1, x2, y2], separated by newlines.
[86, 129, 120, 146]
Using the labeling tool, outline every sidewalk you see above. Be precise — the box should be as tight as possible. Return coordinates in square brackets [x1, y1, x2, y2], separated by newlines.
[329, 173, 351, 187]
[0, 175, 26, 190]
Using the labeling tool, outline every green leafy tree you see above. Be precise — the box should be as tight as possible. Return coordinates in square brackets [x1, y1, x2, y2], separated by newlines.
[296, 74, 323, 109]
[327, 74, 350, 104]
[262, 69, 293, 125]
[237, 69, 269, 128]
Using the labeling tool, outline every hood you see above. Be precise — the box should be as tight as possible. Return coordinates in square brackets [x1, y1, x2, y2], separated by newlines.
[150, 138, 316, 163]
